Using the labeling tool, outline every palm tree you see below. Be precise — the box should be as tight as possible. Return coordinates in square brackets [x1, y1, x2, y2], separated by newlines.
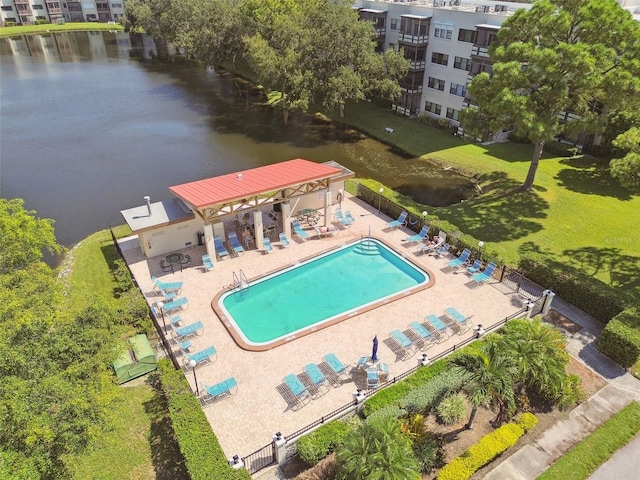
[496, 319, 569, 401]
[335, 416, 420, 480]
[451, 341, 516, 428]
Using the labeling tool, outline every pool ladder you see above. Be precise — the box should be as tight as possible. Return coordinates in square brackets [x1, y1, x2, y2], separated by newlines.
[232, 269, 249, 291]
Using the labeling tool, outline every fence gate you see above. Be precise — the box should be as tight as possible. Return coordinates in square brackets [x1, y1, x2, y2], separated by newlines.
[499, 266, 546, 301]
[243, 442, 276, 475]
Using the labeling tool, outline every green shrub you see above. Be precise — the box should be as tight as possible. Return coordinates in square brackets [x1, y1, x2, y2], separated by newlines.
[401, 369, 467, 415]
[35, 19, 49, 25]
[519, 255, 632, 323]
[516, 412, 538, 432]
[437, 421, 528, 480]
[598, 307, 640, 367]
[557, 373, 587, 411]
[363, 359, 448, 416]
[436, 394, 466, 425]
[297, 420, 353, 465]
[157, 360, 251, 480]
[365, 404, 407, 424]
[413, 433, 444, 473]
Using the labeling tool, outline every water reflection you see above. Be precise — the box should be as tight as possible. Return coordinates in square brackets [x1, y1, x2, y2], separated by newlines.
[0, 31, 473, 249]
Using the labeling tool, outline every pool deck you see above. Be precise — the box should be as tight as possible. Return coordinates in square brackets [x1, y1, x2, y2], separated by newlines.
[119, 193, 530, 463]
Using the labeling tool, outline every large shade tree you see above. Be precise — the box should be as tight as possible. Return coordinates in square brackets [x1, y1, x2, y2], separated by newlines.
[462, 0, 640, 191]
[610, 127, 640, 192]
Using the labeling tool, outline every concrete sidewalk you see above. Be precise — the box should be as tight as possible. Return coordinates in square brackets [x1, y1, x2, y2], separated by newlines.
[484, 297, 640, 480]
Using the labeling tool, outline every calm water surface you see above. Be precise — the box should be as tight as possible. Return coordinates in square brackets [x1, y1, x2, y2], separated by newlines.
[0, 31, 472, 249]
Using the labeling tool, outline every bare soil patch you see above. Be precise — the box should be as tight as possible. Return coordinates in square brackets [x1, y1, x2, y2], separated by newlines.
[282, 355, 606, 480]
[543, 309, 583, 335]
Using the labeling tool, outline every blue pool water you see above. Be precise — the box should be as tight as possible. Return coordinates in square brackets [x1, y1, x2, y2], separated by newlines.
[218, 239, 430, 346]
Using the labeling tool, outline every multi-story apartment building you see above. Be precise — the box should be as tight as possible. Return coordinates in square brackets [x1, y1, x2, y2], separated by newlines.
[356, 0, 640, 144]
[0, 0, 125, 25]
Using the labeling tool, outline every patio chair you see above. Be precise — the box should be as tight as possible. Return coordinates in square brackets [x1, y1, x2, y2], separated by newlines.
[179, 254, 192, 268]
[228, 232, 245, 255]
[214, 235, 230, 260]
[386, 210, 408, 229]
[366, 369, 380, 390]
[448, 248, 471, 269]
[152, 277, 183, 294]
[434, 243, 450, 258]
[467, 259, 483, 275]
[405, 225, 430, 244]
[344, 211, 356, 224]
[170, 320, 204, 341]
[160, 260, 173, 273]
[262, 237, 274, 254]
[335, 209, 353, 226]
[279, 233, 291, 248]
[409, 321, 435, 346]
[161, 297, 188, 313]
[283, 374, 310, 408]
[418, 235, 445, 255]
[444, 307, 471, 335]
[425, 314, 450, 342]
[202, 254, 214, 271]
[378, 362, 390, 381]
[159, 288, 177, 301]
[184, 345, 217, 367]
[472, 262, 497, 284]
[389, 329, 418, 359]
[323, 354, 349, 384]
[292, 221, 310, 240]
[304, 363, 329, 396]
[200, 377, 237, 404]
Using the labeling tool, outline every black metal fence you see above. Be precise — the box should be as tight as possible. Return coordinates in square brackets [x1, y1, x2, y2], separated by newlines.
[286, 399, 358, 444]
[243, 442, 277, 475]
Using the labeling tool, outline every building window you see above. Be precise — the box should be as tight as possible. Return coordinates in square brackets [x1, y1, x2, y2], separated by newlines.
[431, 52, 449, 66]
[33, 5, 44, 9]
[47, 2, 60, 7]
[390, 18, 398, 30]
[446, 107, 460, 121]
[1, 6, 13, 11]
[454, 56, 472, 71]
[428, 77, 446, 91]
[425, 101, 442, 115]
[449, 82, 467, 97]
[96, 2, 108, 8]
[434, 24, 453, 39]
[111, 3, 122, 7]
[458, 29, 476, 43]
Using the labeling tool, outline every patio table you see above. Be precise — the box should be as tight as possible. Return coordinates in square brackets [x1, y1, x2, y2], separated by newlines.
[165, 253, 184, 273]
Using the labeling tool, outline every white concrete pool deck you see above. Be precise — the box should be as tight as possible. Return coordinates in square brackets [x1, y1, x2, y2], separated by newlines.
[119, 193, 530, 462]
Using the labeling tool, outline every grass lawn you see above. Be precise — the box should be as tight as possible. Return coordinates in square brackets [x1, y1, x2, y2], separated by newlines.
[0, 22, 124, 38]
[67, 382, 188, 480]
[536, 401, 640, 480]
[340, 101, 640, 297]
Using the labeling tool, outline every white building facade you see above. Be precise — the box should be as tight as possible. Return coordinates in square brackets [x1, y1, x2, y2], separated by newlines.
[0, 0, 125, 25]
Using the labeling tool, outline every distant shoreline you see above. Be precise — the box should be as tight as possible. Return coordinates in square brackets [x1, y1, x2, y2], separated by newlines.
[0, 22, 124, 38]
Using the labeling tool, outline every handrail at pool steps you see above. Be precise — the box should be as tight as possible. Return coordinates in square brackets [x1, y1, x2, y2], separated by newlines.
[232, 270, 249, 291]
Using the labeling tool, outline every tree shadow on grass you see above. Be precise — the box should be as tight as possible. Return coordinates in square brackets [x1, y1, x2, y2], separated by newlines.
[555, 156, 634, 200]
[143, 376, 190, 480]
[519, 242, 640, 296]
[439, 172, 549, 243]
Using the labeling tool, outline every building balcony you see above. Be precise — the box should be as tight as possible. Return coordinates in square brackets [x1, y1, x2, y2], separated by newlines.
[375, 27, 386, 37]
[398, 33, 429, 45]
[400, 85, 423, 94]
[14, 0, 30, 4]
[471, 46, 490, 59]
[408, 60, 426, 71]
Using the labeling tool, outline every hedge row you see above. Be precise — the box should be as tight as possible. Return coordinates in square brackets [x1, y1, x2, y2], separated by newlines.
[157, 359, 251, 480]
[362, 359, 449, 417]
[598, 307, 640, 367]
[296, 418, 354, 465]
[518, 255, 634, 324]
[437, 413, 537, 480]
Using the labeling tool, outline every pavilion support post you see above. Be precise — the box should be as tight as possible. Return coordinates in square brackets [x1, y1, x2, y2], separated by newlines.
[203, 224, 216, 264]
[282, 201, 292, 240]
[324, 190, 332, 228]
[254, 210, 264, 250]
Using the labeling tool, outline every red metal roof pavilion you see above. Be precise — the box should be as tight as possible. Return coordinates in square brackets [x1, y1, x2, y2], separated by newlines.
[169, 159, 348, 223]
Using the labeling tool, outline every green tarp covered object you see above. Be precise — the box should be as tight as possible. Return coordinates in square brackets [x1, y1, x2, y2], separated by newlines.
[112, 334, 157, 384]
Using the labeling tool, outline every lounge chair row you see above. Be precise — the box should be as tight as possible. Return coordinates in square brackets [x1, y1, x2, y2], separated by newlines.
[282, 353, 350, 409]
[335, 209, 355, 226]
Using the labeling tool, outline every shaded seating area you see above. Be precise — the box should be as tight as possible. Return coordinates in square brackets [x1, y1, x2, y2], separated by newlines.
[448, 248, 471, 269]
[214, 235, 230, 260]
[389, 329, 418, 359]
[228, 232, 245, 256]
[444, 307, 471, 334]
[472, 262, 497, 284]
[386, 210, 408, 229]
[405, 225, 430, 244]
[200, 377, 238, 405]
[279, 233, 290, 248]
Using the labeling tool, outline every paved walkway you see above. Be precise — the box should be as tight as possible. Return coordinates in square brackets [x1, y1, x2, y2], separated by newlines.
[483, 297, 640, 480]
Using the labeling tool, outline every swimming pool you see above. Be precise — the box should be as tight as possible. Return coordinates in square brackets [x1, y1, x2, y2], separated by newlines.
[215, 238, 433, 351]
